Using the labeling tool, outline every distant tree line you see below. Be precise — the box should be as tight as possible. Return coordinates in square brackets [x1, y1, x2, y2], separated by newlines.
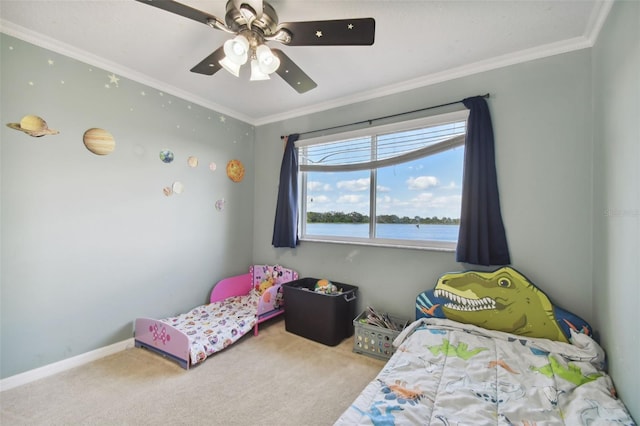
[307, 211, 460, 225]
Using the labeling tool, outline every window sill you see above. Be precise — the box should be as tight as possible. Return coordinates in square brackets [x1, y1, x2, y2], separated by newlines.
[299, 236, 457, 253]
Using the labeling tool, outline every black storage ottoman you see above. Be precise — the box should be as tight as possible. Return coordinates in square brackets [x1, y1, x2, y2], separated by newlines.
[283, 278, 358, 346]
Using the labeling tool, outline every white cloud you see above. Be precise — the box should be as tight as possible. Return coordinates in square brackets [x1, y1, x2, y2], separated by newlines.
[411, 192, 434, 202]
[429, 194, 462, 209]
[362, 191, 462, 218]
[337, 178, 369, 192]
[407, 176, 439, 190]
[337, 194, 364, 204]
[377, 185, 391, 193]
[308, 181, 332, 191]
[408, 193, 462, 216]
[443, 181, 458, 190]
[308, 195, 330, 204]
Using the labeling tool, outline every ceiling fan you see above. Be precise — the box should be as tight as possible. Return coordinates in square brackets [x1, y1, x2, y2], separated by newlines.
[134, 0, 375, 93]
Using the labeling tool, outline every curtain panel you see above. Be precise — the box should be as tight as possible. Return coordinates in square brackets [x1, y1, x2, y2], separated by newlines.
[272, 134, 300, 248]
[456, 96, 511, 265]
[272, 97, 510, 261]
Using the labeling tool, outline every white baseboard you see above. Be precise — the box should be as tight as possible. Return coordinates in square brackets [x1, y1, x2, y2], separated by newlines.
[0, 338, 135, 392]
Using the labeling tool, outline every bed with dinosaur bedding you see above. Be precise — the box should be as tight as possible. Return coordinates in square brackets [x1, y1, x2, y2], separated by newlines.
[134, 264, 297, 369]
[335, 266, 636, 425]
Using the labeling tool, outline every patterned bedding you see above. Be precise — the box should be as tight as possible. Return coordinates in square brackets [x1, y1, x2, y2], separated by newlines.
[160, 291, 259, 366]
[335, 318, 636, 425]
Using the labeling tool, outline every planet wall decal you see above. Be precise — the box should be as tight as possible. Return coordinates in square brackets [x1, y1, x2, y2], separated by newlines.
[187, 156, 198, 168]
[226, 159, 245, 182]
[83, 128, 115, 155]
[172, 181, 184, 194]
[7, 115, 59, 137]
[159, 150, 174, 163]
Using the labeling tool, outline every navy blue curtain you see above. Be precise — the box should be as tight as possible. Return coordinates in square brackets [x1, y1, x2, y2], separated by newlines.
[272, 134, 300, 248]
[456, 96, 511, 265]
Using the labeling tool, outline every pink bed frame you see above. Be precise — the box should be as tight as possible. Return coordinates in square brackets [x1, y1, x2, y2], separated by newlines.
[134, 265, 298, 369]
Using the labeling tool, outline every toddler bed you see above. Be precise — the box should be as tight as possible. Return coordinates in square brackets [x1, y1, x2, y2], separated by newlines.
[134, 264, 298, 369]
[336, 267, 636, 425]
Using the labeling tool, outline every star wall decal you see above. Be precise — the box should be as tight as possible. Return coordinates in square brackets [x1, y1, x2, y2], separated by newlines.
[108, 73, 120, 87]
[315, 30, 323, 38]
[348, 24, 354, 30]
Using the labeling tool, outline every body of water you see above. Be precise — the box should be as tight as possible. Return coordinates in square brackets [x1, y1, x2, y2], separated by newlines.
[304, 223, 459, 242]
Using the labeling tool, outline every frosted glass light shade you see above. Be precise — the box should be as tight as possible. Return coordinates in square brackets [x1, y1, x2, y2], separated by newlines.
[219, 56, 242, 77]
[256, 44, 280, 74]
[223, 35, 249, 65]
[250, 59, 270, 81]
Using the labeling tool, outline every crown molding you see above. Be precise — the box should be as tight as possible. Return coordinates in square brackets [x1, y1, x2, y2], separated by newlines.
[2, 0, 613, 127]
[253, 35, 595, 126]
[0, 20, 253, 124]
[583, 0, 615, 45]
[253, 1, 614, 126]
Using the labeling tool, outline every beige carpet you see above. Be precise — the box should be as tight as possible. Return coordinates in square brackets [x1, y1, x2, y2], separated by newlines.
[0, 319, 385, 425]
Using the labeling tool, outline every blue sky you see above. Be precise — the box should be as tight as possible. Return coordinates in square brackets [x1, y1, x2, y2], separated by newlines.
[305, 145, 464, 219]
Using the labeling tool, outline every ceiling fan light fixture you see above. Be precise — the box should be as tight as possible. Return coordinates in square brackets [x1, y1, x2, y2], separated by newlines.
[223, 35, 250, 64]
[250, 59, 270, 81]
[219, 56, 242, 77]
[136, 0, 375, 93]
[256, 44, 280, 74]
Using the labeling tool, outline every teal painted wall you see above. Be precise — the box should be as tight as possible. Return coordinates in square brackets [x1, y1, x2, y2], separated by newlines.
[1, 3, 638, 419]
[0, 34, 255, 378]
[592, 0, 640, 418]
[254, 49, 594, 325]
[252, 4, 638, 418]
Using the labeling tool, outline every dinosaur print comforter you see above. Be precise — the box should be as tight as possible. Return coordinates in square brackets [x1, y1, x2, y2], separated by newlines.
[336, 318, 635, 425]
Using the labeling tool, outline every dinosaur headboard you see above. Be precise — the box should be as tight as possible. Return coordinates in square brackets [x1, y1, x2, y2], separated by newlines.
[415, 266, 592, 343]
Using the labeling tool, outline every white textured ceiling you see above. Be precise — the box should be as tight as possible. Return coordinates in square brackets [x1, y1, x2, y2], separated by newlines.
[0, 0, 612, 125]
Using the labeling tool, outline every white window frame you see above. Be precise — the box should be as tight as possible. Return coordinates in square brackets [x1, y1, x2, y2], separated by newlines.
[296, 109, 469, 251]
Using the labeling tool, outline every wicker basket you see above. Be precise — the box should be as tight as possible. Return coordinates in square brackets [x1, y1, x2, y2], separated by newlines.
[352, 311, 409, 360]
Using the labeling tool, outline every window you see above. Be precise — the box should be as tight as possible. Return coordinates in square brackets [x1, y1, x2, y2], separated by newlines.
[297, 110, 468, 250]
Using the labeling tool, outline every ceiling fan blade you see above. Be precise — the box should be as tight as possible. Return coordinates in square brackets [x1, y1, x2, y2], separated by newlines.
[190, 46, 225, 75]
[134, 0, 224, 28]
[271, 49, 317, 94]
[278, 18, 375, 46]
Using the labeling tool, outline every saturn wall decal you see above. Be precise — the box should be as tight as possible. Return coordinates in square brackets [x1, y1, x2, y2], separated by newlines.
[7, 115, 59, 137]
